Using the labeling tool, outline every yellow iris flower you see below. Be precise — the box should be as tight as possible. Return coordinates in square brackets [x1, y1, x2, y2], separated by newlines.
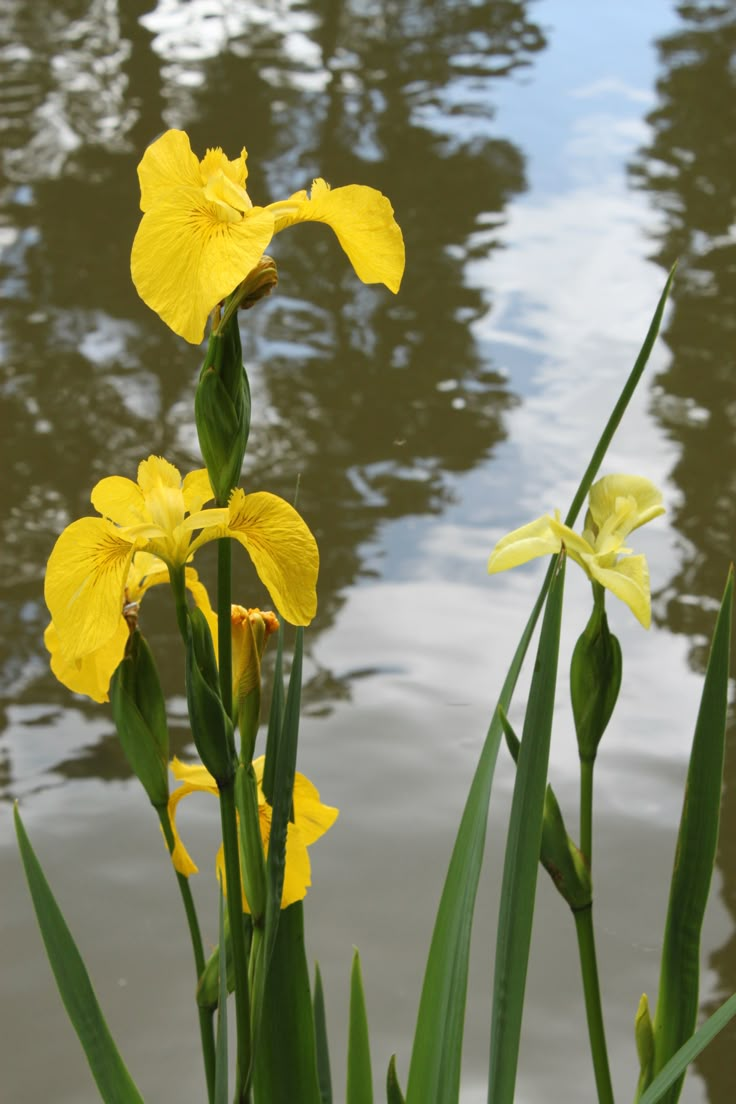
[487, 474, 665, 627]
[44, 550, 215, 703]
[131, 129, 406, 343]
[168, 755, 338, 911]
[44, 455, 319, 680]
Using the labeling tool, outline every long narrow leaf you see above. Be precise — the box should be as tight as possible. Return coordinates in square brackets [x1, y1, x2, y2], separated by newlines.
[347, 949, 373, 1104]
[639, 991, 736, 1104]
[404, 271, 674, 1104]
[264, 627, 303, 970]
[488, 554, 566, 1103]
[252, 902, 322, 1104]
[563, 263, 675, 528]
[14, 805, 145, 1104]
[404, 572, 551, 1104]
[648, 567, 733, 1103]
[386, 1056, 406, 1104]
[313, 963, 333, 1104]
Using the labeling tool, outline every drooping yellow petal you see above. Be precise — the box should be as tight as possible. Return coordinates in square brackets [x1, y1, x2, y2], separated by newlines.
[588, 554, 652, 628]
[44, 618, 130, 703]
[587, 475, 664, 538]
[280, 823, 312, 908]
[269, 178, 405, 293]
[167, 758, 221, 877]
[45, 517, 136, 659]
[225, 490, 319, 626]
[131, 194, 275, 344]
[292, 771, 339, 845]
[170, 756, 219, 791]
[488, 515, 563, 574]
[185, 569, 219, 652]
[137, 129, 202, 213]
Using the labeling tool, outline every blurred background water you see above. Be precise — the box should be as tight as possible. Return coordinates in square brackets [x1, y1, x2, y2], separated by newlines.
[1, 1, 735, 1101]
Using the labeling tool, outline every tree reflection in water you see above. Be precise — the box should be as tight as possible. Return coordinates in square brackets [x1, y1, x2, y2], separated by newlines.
[630, 4, 736, 1099]
[0, 0, 545, 783]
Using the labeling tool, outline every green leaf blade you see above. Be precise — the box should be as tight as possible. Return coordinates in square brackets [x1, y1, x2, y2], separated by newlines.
[14, 805, 145, 1104]
[347, 949, 373, 1104]
[650, 567, 733, 1103]
[488, 553, 566, 1104]
[640, 991, 736, 1104]
[313, 963, 333, 1104]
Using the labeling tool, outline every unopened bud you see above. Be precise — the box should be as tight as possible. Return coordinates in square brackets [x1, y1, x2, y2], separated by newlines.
[501, 709, 591, 911]
[110, 630, 169, 807]
[231, 606, 279, 761]
[570, 590, 622, 763]
[185, 607, 236, 786]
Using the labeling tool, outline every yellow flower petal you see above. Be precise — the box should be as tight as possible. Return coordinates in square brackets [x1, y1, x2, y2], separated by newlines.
[131, 193, 275, 344]
[587, 475, 665, 538]
[589, 554, 651, 628]
[225, 490, 319, 626]
[137, 129, 202, 213]
[292, 772, 339, 846]
[269, 178, 405, 293]
[182, 468, 215, 514]
[91, 476, 147, 527]
[170, 757, 219, 791]
[281, 823, 312, 908]
[166, 758, 221, 877]
[127, 551, 170, 602]
[487, 515, 562, 574]
[45, 517, 136, 658]
[44, 618, 129, 704]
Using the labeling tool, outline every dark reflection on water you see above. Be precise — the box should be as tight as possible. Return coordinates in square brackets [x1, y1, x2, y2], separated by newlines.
[0, 0, 544, 794]
[630, 4, 736, 1100]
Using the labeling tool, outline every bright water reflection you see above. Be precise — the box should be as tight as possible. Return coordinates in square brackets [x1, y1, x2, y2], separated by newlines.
[1, 1, 735, 1101]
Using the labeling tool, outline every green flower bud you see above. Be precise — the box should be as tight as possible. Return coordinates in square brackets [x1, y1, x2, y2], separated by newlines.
[195, 258, 278, 507]
[195, 314, 251, 507]
[634, 992, 655, 1098]
[185, 607, 236, 786]
[109, 630, 169, 807]
[502, 709, 592, 911]
[235, 762, 267, 923]
[570, 587, 622, 763]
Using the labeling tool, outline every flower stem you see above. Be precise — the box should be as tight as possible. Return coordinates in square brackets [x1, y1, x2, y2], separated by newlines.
[580, 755, 595, 867]
[218, 539, 233, 721]
[157, 805, 216, 1104]
[574, 904, 615, 1104]
[215, 534, 253, 1101]
[219, 779, 252, 1101]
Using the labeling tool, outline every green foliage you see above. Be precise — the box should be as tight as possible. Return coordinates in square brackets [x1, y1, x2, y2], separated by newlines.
[639, 991, 736, 1104]
[110, 629, 169, 807]
[185, 606, 236, 784]
[645, 567, 733, 1103]
[386, 1055, 406, 1104]
[14, 806, 145, 1104]
[347, 950, 373, 1104]
[313, 963, 333, 1104]
[252, 904, 322, 1104]
[570, 595, 622, 764]
[488, 554, 566, 1103]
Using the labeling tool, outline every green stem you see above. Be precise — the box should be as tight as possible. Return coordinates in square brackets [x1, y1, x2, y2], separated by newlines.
[220, 780, 252, 1101]
[580, 756, 595, 868]
[157, 805, 216, 1104]
[218, 539, 233, 719]
[574, 905, 615, 1104]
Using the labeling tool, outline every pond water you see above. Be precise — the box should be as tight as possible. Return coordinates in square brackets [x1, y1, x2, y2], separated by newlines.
[1, 1, 735, 1101]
